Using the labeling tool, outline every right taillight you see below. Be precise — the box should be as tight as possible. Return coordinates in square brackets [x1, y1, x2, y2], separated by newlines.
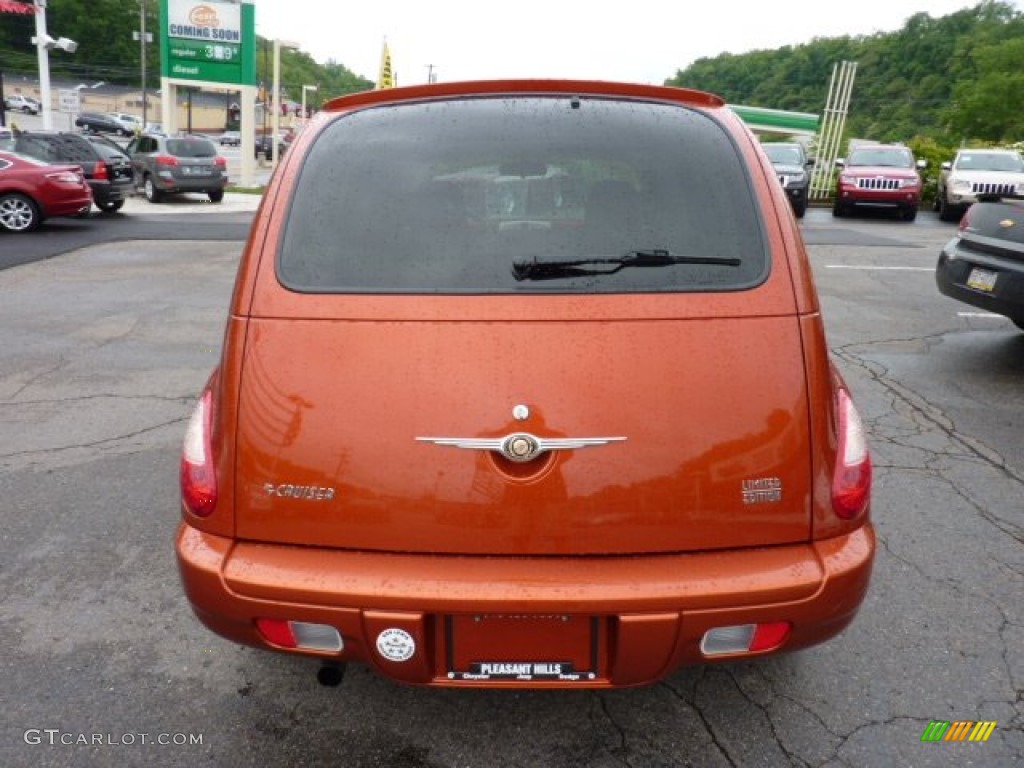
[958, 206, 973, 232]
[181, 384, 217, 517]
[832, 389, 871, 519]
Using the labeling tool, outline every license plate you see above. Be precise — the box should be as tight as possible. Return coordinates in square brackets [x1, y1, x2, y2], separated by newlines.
[183, 166, 209, 176]
[966, 267, 997, 293]
[445, 614, 599, 682]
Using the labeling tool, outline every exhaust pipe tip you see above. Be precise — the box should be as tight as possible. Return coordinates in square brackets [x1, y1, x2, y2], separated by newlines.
[317, 662, 346, 688]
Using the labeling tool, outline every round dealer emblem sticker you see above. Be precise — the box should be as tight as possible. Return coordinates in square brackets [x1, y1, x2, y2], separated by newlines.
[376, 628, 415, 662]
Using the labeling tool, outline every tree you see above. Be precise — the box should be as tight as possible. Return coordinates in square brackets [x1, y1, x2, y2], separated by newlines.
[947, 37, 1024, 141]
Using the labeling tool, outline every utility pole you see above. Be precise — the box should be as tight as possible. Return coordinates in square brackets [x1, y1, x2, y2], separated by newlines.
[134, 1, 152, 126]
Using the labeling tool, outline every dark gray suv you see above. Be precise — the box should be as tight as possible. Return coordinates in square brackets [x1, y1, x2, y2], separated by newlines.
[126, 133, 227, 203]
[761, 142, 813, 218]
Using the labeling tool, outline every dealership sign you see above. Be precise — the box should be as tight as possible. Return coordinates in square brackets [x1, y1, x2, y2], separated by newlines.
[160, 0, 256, 86]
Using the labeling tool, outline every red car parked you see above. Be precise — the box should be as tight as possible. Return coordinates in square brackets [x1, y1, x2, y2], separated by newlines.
[0, 150, 92, 232]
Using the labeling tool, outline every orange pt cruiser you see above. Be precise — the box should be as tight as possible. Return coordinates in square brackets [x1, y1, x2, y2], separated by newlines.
[176, 80, 874, 688]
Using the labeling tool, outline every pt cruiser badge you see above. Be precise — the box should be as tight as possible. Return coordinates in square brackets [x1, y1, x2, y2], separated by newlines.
[416, 432, 626, 463]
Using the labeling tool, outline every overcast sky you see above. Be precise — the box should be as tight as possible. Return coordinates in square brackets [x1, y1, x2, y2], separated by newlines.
[249, 0, 1016, 87]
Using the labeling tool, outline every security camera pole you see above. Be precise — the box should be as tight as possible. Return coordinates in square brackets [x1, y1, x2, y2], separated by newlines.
[33, 0, 53, 129]
[32, 0, 77, 130]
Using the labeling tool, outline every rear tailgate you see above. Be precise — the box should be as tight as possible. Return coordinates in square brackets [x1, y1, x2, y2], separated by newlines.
[232, 314, 812, 555]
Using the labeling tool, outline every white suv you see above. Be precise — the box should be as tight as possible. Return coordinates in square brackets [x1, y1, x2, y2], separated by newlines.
[936, 148, 1024, 221]
[5, 94, 41, 115]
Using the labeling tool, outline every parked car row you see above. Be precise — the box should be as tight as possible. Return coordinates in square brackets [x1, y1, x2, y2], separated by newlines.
[0, 129, 229, 231]
[761, 140, 1024, 229]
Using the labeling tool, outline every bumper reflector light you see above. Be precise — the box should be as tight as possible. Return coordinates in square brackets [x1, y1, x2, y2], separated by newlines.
[256, 619, 344, 652]
[700, 622, 791, 656]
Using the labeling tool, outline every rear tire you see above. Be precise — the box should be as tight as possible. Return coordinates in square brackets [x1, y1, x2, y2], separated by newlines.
[208, 189, 224, 203]
[0, 193, 41, 232]
[144, 176, 163, 204]
[938, 195, 959, 222]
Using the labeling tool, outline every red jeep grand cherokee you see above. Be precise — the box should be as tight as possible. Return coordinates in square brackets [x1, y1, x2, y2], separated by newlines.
[176, 80, 875, 689]
[833, 143, 925, 221]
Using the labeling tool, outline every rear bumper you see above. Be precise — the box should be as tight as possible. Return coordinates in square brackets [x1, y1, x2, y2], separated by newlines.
[176, 523, 874, 687]
[89, 178, 134, 205]
[44, 194, 94, 218]
[936, 243, 1024, 323]
[154, 173, 228, 193]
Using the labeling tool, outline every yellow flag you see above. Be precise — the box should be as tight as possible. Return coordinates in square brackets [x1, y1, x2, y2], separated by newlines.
[377, 40, 394, 89]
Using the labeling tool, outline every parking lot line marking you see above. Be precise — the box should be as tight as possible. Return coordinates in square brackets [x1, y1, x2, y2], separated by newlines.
[957, 312, 1004, 319]
[824, 265, 934, 271]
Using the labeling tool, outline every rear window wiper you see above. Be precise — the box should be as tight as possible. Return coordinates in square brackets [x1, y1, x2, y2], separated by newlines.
[511, 249, 741, 281]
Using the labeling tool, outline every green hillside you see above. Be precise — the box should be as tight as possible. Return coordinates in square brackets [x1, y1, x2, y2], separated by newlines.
[665, 0, 1024, 146]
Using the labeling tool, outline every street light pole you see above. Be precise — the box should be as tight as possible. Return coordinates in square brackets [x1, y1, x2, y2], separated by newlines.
[301, 84, 317, 125]
[271, 39, 299, 168]
[135, 0, 152, 127]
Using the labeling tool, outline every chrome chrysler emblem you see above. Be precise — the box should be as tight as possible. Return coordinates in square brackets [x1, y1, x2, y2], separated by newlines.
[416, 432, 626, 463]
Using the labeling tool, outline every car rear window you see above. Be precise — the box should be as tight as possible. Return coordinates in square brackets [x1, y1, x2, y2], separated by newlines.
[14, 134, 94, 163]
[88, 140, 128, 160]
[278, 96, 768, 294]
[166, 138, 217, 158]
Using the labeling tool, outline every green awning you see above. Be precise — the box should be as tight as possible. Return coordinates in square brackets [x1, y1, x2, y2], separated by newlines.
[729, 105, 819, 136]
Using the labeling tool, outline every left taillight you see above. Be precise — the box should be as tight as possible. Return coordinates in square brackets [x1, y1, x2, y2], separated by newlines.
[181, 384, 217, 517]
[46, 170, 84, 185]
[832, 389, 872, 520]
[214, 156, 227, 168]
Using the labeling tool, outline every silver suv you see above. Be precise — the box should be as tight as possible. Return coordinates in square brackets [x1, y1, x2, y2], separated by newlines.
[5, 94, 41, 115]
[126, 133, 228, 203]
[936, 148, 1024, 221]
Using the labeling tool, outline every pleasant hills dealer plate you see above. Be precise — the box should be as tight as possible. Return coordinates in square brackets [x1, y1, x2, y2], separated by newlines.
[445, 614, 601, 682]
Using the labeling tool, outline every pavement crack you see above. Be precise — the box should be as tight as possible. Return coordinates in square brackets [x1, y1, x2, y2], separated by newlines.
[724, 667, 810, 768]
[0, 416, 188, 459]
[833, 343, 1024, 546]
[660, 672, 738, 768]
[833, 342, 1024, 486]
[3, 356, 69, 401]
[592, 693, 633, 767]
